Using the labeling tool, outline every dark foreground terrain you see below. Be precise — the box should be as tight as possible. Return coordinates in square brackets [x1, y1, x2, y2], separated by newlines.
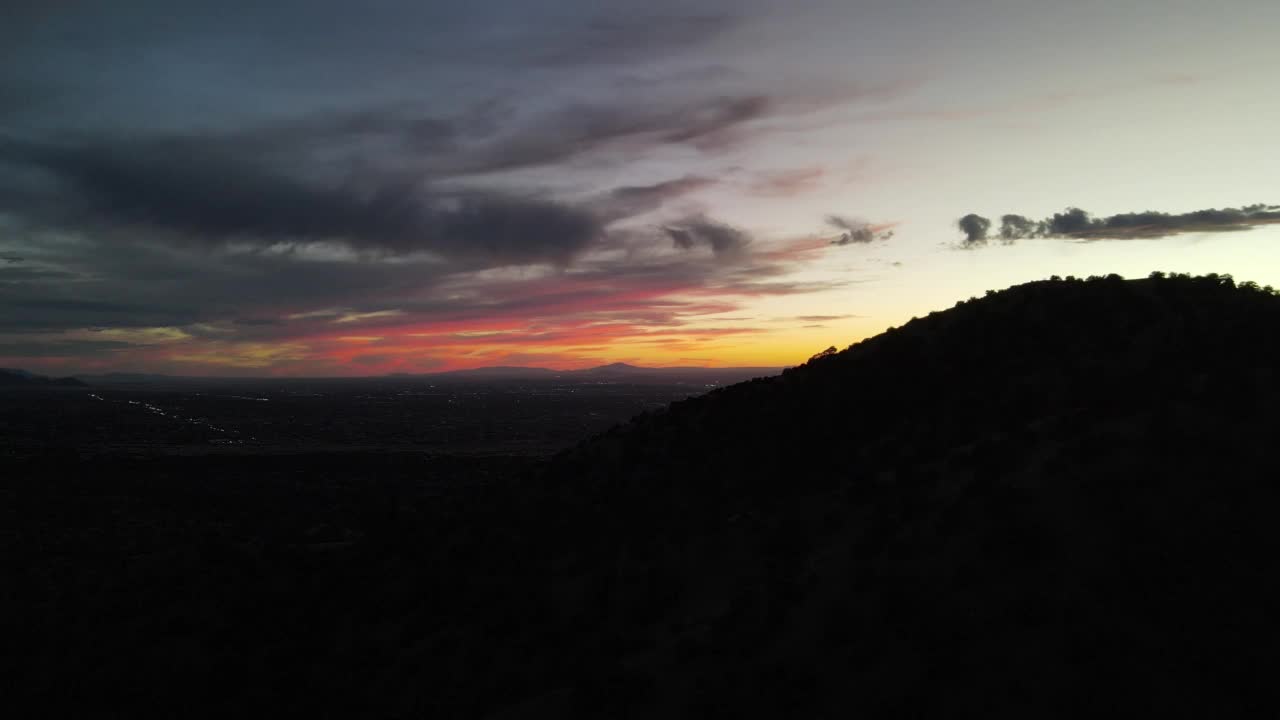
[5, 273, 1280, 717]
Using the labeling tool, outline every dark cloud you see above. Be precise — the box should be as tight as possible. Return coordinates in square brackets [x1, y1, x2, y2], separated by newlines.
[439, 92, 774, 170]
[957, 214, 992, 247]
[1046, 207, 1093, 236]
[0, 83, 791, 263]
[0, 291, 205, 333]
[0, 225, 458, 335]
[0, 339, 134, 358]
[449, 94, 774, 175]
[793, 315, 860, 322]
[663, 217, 751, 259]
[1088, 204, 1280, 237]
[0, 132, 407, 240]
[0, 133, 603, 266]
[959, 203, 1280, 245]
[0, 265, 73, 282]
[529, 13, 738, 67]
[826, 215, 895, 245]
[596, 176, 717, 222]
[657, 95, 771, 148]
[231, 106, 468, 160]
[426, 195, 602, 265]
[186, 94, 776, 182]
[2, 79, 798, 269]
[999, 214, 1040, 243]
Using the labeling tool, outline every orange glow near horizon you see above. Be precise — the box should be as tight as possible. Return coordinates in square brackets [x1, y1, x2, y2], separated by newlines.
[79, 235, 862, 376]
[16, 228, 1280, 378]
[132, 311, 856, 376]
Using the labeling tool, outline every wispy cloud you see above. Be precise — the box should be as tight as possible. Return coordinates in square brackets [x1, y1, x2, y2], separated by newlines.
[663, 216, 752, 260]
[746, 167, 826, 197]
[792, 314, 861, 322]
[333, 310, 406, 324]
[527, 13, 739, 67]
[826, 215, 897, 245]
[595, 175, 717, 222]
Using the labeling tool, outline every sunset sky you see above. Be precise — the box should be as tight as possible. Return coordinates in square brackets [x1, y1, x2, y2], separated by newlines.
[3, 0, 1279, 375]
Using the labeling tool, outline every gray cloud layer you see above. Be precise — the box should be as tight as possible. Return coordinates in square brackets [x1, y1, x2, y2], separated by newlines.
[0, 132, 606, 266]
[663, 217, 751, 259]
[596, 176, 717, 223]
[0, 1, 887, 370]
[957, 204, 1280, 248]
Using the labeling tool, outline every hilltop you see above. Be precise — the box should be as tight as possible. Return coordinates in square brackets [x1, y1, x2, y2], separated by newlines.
[8, 273, 1280, 718]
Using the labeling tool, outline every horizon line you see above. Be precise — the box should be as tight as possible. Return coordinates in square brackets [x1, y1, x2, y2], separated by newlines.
[4, 361, 790, 381]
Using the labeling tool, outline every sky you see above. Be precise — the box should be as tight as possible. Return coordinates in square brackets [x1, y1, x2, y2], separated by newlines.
[2, 0, 1279, 376]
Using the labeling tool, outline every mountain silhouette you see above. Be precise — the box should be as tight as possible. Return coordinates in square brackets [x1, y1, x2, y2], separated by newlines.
[582, 362, 643, 373]
[491, 272, 1280, 717]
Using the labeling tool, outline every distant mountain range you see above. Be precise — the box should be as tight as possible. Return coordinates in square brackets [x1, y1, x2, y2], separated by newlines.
[427, 362, 782, 383]
[63, 363, 784, 386]
[0, 368, 87, 387]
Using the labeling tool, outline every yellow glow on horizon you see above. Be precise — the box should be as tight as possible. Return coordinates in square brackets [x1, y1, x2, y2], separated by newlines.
[168, 342, 311, 368]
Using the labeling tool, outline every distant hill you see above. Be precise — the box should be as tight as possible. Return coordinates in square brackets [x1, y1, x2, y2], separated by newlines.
[75, 371, 177, 383]
[583, 361, 643, 373]
[576, 362, 781, 381]
[0, 368, 87, 387]
[429, 365, 562, 380]
[432, 362, 781, 384]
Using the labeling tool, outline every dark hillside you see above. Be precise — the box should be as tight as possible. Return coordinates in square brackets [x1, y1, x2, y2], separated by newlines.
[501, 272, 1280, 717]
[7, 273, 1280, 718]
[553, 272, 1279, 503]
